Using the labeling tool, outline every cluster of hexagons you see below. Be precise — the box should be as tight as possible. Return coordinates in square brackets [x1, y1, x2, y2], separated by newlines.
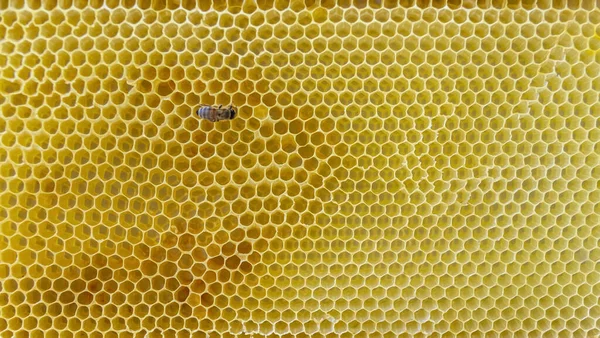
[1, 1, 600, 337]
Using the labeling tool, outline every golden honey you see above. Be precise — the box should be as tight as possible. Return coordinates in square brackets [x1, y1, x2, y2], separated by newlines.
[1, 0, 600, 337]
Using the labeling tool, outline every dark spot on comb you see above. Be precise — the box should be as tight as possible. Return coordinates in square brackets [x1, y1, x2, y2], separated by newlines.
[225, 256, 241, 269]
[207, 256, 225, 270]
[200, 293, 214, 306]
[59, 291, 75, 304]
[174, 286, 190, 302]
[78, 291, 94, 305]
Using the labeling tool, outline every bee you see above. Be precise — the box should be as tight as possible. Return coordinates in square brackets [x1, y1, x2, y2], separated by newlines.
[196, 104, 237, 122]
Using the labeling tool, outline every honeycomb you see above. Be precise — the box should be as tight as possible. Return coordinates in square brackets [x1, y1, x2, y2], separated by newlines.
[1, 0, 600, 337]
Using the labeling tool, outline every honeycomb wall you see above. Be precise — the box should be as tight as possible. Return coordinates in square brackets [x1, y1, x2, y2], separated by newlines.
[1, 1, 600, 337]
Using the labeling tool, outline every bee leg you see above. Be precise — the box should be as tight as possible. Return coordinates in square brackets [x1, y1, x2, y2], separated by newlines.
[218, 105, 222, 109]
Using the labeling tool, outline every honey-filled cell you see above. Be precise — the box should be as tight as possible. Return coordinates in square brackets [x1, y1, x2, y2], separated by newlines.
[0, 1, 599, 337]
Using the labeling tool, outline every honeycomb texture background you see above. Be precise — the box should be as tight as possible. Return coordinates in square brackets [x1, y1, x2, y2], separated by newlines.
[1, 0, 600, 337]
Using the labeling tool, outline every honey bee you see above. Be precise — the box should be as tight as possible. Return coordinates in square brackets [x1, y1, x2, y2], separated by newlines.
[196, 104, 237, 122]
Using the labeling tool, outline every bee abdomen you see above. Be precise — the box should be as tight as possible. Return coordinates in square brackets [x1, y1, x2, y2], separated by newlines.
[197, 106, 213, 121]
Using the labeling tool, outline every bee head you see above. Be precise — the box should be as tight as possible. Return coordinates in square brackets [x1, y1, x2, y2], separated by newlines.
[228, 107, 237, 120]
